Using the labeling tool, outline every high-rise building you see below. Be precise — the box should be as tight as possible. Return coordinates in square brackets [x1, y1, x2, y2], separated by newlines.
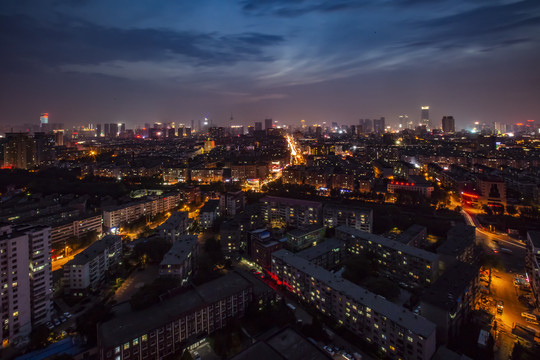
[398, 115, 409, 130]
[421, 106, 430, 130]
[33, 132, 56, 164]
[3, 133, 36, 169]
[95, 124, 102, 137]
[104, 123, 110, 137]
[0, 225, 53, 347]
[109, 123, 119, 138]
[40, 113, 49, 128]
[120, 123, 126, 134]
[54, 130, 64, 146]
[264, 118, 273, 130]
[373, 117, 386, 133]
[254, 122, 262, 131]
[442, 116, 455, 133]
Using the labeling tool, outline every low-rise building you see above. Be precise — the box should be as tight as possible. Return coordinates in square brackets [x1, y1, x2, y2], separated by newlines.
[322, 203, 373, 233]
[297, 238, 346, 270]
[260, 196, 323, 228]
[158, 235, 198, 283]
[336, 225, 439, 287]
[98, 272, 252, 360]
[387, 176, 434, 198]
[271, 250, 437, 360]
[63, 235, 122, 296]
[103, 193, 181, 229]
[285, 225, 326, 251]
[156, 211, 190, 242]
[250, 229, 284, 270]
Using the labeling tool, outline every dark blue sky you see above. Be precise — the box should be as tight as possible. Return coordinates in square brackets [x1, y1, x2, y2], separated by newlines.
[1, 0, 539, 129]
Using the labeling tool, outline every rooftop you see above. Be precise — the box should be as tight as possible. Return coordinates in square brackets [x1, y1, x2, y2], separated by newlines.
[156, 211, 189, 231]
[159, 236, 198, 266]
[421, 261, 479, 310]
[200, 199, 220, 213]
[437, 224, 476, 256]
[261, 195, 322, 208]
[273, 249, 436, 338]
[99, 272, 251, 348]
[336, 225, 438, 262]
[297, 238, 345, 261]
[65, 235, 121, 266]
[287, 224, 325, 237]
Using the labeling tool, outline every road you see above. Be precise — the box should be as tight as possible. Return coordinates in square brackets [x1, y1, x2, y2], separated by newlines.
[459, 210, 538, 358]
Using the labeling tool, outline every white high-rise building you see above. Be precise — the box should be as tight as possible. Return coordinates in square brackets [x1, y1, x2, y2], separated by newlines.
[0, 224, 52, 348]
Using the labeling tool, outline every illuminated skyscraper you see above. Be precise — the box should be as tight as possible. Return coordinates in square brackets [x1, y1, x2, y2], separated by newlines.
[421, 106, 430, 130]
[398, 115, 409, 130]
[40, 113, 48, 128]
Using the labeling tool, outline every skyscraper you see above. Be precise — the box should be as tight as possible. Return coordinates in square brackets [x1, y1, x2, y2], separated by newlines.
[398, 115, 409, 130]
[442, 116, 455, 133]
[40, 113, 49, 128]
[265, 118, 273, 130]
[373, 117, 386, 133]
[255, 122, 262, 131]
[3, 133, 36, 169]
[421, 106, 430, 130]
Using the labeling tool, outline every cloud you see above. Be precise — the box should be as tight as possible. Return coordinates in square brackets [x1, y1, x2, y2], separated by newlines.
[241, 0, 367, 17]
[0, 14, 284, 72]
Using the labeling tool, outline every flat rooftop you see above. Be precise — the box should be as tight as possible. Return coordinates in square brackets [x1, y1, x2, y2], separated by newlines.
[297, 238, 345, 261]
[261, 196, 322, 208]
[437, 224, 476, 256]
[99, 272, 251, 348]
[159, 236, 198, 266]
[66, 235, 121, 266]
[336, 225, 438, 262]
[273, 249, 436, 338]
[421, 261, 479, 310]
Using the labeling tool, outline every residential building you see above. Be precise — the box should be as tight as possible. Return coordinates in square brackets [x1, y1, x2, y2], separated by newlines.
[48, 213, 103, 249]
[297, 238, 346, 270]
[475, 175, 507, 208]
[158, 235, 198, 283]
[271, 250, 437, 360]
[220, 221, 243, 256]
[3, 133, 36, 169]
[336, 226, 439, 287]
[156, 211, 190, 242]
[219, 191, 245, 217]
[199, 200, 220, 229]
[525, 231, 540, 306]
[395, 225, 427, 247]
[63, 235, 122, 296]
[436, 225, 477, 270]
[420, 262, 479, 344]
[250, 229, 284, 270]
[260, 196, 323, 228]
[322, 203, 373, 233]
[0, 228, 32, 347]
[285, 225, 326, 251]
[442, 116, 455, 133]
[98, 272, 252, 360]
[103, 193, 180, 229]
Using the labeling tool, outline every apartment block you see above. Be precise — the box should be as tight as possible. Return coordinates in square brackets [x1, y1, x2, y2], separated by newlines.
[158, 235, 198, 283]
[436, 225, 477, 271]
[103, 193, 180, 229]
[271, 250, 437, 360]
[98, 272, 252, 360]
[322, 203, 373, 233]
[0, 228, 32, 347]
[285, 225, 326, 251]
[219, 191, 245, 217]
[49, 213, 103, 249]
[63, 235, 122, 296]
[525, 231, 540, 306]
[260, 196, 322, 228]
[297, 238, 346, 270]
[156, 211, 190, 242]
[336, 226, 439, 287]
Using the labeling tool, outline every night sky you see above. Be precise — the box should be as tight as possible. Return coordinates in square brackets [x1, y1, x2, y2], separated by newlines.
[1, 0, 539, 129]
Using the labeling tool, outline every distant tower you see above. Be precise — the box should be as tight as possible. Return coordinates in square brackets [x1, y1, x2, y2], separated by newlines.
[398, 115, 408, 130]
[40, 113, 49, 128]
[255, 122, 263, 131]
[421, 106, 430, 130]
[373, 117, 386, 133]
[265, 118, 273, 130]
[442, 116, 455, 133]
[301, 119, 306, 129]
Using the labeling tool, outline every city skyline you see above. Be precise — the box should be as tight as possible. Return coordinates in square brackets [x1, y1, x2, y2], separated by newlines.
[1, 1, 540, 128]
